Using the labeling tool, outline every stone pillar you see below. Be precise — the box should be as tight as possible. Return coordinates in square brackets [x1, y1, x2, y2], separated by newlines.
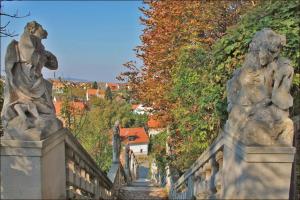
[112, 121, 121, 163]
[222, 135, 295, 199]
[0, 129, 67, 199]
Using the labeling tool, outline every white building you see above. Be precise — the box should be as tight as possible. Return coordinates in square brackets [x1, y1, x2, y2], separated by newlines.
[132, 104, 153, 115]
[120, 127, 149, 155]
[147, 116, 165, 137]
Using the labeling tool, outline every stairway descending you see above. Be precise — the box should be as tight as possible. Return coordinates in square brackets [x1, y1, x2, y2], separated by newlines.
[119, 178, 168, 200]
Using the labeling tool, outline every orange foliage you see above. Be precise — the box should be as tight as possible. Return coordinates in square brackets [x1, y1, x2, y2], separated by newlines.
[119, 0, 258, 124]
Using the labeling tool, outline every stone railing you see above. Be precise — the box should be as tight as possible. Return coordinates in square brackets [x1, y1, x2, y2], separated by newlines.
[129, 149, 139, 180]
[169, 134, 224, 200]
[64, 131, 113, 199]
[108, 162, 126, 199]
[169, 118, 298, 200]
[0, 127, 139, 199]
[1, 129, 113, 199]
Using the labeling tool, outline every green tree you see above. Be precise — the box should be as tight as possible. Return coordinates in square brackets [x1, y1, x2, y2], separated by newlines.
[92, 81, 98, 89]
[105, 87, 113, 101]
[74, 98, 147, 172]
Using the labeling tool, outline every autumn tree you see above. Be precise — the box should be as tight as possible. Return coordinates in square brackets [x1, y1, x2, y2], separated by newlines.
[120, 0, 259, 124]
[118, 0, 262, 173]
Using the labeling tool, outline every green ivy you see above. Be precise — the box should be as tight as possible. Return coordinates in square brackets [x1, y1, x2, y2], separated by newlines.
[167, 0, 299, 172]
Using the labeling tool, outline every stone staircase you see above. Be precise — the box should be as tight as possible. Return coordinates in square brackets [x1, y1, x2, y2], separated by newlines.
[119, 179, 168, 200]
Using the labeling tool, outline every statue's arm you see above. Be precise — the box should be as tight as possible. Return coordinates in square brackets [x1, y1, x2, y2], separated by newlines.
[44, 50, 58, 70]
[5, 40, 19, 87]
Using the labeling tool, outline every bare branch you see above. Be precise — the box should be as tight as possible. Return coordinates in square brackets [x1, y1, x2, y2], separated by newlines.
[1, 21, 10, 29]
[0, 29, 18, 37]
[0, 10, 30, 37]
[0, 10, 30, 18]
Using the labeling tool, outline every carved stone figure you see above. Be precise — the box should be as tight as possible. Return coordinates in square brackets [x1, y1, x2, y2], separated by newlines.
[225, 28, 294, 146]
[112, 121, 121, 163]
[124, 144, 132, 181]
[1, 21, 62, 140]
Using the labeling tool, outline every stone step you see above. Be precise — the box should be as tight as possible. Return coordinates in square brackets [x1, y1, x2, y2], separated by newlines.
[119, 182, 168, 200]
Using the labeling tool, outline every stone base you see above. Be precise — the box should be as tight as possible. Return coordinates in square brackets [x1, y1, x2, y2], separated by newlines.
[0, 129, 67, 199]
[222, 135, 295, 199]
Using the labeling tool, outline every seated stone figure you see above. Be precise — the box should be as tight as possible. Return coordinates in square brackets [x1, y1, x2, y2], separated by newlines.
[1, 21, 62, 140]
[225, 28, 294, 146]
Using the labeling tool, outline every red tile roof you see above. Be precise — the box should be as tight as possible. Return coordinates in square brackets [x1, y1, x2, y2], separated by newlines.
[131, 104, 140, 110]
[120, 127, 149, 145]
[54, 101, 63, 115]
[54, 100, 87, 116]
[52, 80, 65, 89]
[87, 89, 105, 96]
[147, 116, 163, 128]
[106, 83, 119, 91]
[87, 89, 98, 95]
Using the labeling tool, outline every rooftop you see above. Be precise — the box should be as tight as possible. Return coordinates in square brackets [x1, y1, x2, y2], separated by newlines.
[120, 127, 149, 145]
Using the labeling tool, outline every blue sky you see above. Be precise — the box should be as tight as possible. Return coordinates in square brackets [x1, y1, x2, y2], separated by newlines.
[1, 1, 144, 82]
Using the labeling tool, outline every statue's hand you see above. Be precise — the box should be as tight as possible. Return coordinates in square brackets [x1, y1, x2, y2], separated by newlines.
[44, 51, 58, 70]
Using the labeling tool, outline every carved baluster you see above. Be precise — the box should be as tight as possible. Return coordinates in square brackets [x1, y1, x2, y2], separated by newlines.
[193, 167, 201, 198]
[204, 161, 212, 197]
[215, 150, 223, 197]
[196, 167, 207, 199]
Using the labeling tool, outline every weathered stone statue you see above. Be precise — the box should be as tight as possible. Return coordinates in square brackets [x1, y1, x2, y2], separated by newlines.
[225, 28, 294, 146]
[124, 144, 131, 181]
[1, 21, 62, 140]
[112, 121, 121, 163]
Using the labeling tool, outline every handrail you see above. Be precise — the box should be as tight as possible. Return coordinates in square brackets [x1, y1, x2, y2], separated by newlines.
[173, 133, 224, 190]
[64, 129, 113, 189]
[63, 129, 113, 199]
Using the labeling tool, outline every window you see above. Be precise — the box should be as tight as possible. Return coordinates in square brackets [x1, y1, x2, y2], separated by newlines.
[128, 136, 136, 141]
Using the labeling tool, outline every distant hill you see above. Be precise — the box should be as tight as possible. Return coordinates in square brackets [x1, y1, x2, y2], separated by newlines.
[62, 77, 91, 83]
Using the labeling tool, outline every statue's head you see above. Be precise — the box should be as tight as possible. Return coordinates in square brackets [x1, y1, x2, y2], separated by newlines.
[24, 21, 48, 39]
[249, 28, 286, 66]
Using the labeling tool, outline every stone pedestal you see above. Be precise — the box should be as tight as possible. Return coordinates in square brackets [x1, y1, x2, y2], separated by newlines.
[0, 129, 67, 199]
[222, 135, 295, 199]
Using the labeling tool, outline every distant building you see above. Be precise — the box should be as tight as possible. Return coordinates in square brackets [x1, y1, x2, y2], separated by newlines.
[106, 83, 120, 91]
[120, 127, 149, 155]
[119, 83, 131, 90]
[132, 104, 152, 115]
[147, 116, 165, 137]
[86, 89, 105, 101]
[51, 79, 65, 93]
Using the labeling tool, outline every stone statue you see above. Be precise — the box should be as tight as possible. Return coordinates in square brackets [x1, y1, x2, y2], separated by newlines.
[1, 21, 62, 140]
[112, 121, 121, 163]
[225, 28, 294, 146]
[124, 144, 132, 181]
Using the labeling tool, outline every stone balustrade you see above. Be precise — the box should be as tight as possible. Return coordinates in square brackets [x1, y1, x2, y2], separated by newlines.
[169, 116, 299, 200]
[64, 132, 113, 199]
[169, 134, 224, 200]
[129, 150, 139, 180]
[107, 162, 126, 199]
[0, 127, 140, 199]
[1, 129, 113, 199]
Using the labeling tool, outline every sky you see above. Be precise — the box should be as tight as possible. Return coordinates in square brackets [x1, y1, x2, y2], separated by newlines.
[0, 1, 144, 82]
